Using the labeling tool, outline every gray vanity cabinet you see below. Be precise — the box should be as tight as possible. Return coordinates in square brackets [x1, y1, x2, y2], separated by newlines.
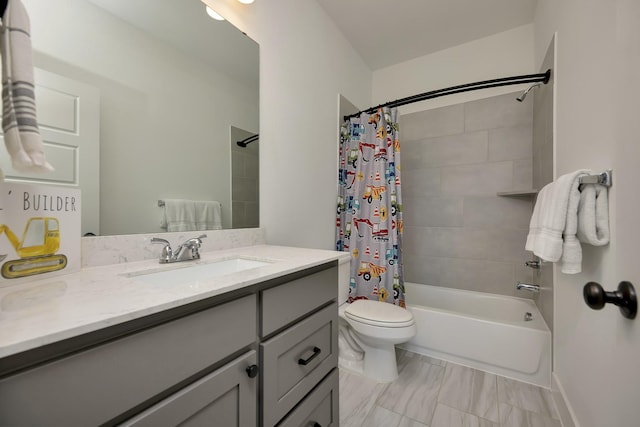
[0, 261, 340, 427]
[0, 295, 258, 426]
[122, 350, 257, 427]
[260, 265, 339, 427]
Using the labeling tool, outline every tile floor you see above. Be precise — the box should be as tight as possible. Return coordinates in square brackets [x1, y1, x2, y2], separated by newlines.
[339, 350, 561, 427]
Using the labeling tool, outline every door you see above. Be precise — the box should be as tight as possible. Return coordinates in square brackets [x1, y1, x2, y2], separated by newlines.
[610, 1, 640, 422]
[0, 68, 100, 236]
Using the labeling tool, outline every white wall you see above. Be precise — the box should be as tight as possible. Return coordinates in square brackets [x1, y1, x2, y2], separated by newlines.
[23, 0, 258, 235]
[535, 1, 640, 426]
[204, 0, 372, 249]
[372, 25, 535, 115]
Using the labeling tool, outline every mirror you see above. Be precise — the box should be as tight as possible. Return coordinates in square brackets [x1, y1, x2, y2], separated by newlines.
[13, 0, 259, 236]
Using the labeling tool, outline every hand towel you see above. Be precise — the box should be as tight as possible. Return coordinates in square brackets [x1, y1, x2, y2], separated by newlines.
[0, 0, 53, 172]
[195, 200, 222, 230]
[577, 183, 610, 246]
[525, 170, 589, 271]
[161, 199, 197, 232]
[559, 177, 583, 274]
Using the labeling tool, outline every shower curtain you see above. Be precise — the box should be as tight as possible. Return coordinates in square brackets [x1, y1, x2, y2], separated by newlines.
[336, 107, 405, 307]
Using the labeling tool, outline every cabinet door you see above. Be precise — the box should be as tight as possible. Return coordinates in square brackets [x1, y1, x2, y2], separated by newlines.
[122, 351, 257, 427]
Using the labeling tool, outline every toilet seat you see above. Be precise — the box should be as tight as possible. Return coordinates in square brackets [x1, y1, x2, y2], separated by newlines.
[344, 300, 414, 328]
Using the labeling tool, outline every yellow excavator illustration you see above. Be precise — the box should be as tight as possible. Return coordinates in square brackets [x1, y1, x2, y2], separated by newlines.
[0, 217, 68, 279]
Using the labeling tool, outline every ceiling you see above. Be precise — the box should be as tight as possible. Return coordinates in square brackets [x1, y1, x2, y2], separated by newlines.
[86, 0, 259, 87]
[316, 0, 537, 70]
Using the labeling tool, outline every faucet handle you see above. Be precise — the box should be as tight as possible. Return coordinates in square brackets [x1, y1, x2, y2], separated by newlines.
[184, 234, 207, 248]
[151, 237, 170, 246]
[151, 237, 173, 262]
[525, 260, 542, 269]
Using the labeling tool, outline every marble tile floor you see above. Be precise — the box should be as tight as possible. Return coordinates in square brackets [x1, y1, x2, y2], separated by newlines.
[339, 349, 561, 427]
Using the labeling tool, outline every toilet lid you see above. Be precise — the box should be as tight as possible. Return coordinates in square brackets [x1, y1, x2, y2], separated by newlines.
[344, 300, 414, 328]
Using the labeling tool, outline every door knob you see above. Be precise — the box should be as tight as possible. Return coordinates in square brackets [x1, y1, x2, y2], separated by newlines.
[583, 281, 637, 319]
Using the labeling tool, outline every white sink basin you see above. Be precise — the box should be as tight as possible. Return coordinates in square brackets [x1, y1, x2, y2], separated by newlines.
[124, 257, 272, 286]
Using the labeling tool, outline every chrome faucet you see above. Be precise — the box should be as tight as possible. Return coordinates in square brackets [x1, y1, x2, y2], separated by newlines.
[151, 234, 207, 264]
[516, 282, 540, 293]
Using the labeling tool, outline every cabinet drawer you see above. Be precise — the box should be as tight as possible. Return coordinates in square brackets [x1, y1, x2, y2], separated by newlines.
[122, 350, 257, 427]
[261, 265, 336, 337]
[277, 369, 339, 427]
[0, 295, 257, 426]
[261, 303, 338, 426]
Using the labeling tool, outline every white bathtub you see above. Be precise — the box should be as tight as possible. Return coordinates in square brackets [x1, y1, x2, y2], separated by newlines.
[399, 282, 551, 388]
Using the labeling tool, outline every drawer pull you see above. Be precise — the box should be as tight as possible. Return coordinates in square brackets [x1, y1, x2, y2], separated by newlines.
[246, 364, 259, 378]
[298, 346, 322, 366]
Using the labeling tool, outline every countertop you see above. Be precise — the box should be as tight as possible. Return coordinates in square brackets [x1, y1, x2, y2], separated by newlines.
[0, 245, 349, 359]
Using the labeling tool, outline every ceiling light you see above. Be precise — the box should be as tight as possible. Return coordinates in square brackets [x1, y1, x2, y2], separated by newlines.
[238, 0, 255, 4]
[205, 6, 225, 20]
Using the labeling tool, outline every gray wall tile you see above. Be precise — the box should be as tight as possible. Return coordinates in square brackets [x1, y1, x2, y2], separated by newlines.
[439, 258, 516, 295]
[405, 131, 489, 168]
[404, 227, 489, 259]
[401, 104, 465, 141]
[488, 126, 533, 162]
[512, 158, 533, 190]
[440, 162, 514, 196]
[465, 92, 533, 131]
[463, 196, 532, 229]
[403, 255, 441, 285]
[403, 196, 464, 227]
[402, 168, 441, 197]
[400, 92, 533, 298]
[484, 228, 531, 263]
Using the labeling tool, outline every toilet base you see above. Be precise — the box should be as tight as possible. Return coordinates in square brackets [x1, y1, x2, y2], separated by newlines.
[362, 344, 399, 383]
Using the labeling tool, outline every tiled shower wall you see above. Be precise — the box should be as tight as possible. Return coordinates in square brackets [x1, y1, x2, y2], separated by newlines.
[401, 92, 535, 298]
[231, 126, 260, 229]
[532, 39, 556, 333]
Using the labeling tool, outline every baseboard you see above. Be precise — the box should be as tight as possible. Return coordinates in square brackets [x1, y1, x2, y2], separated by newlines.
[552, 372, 580, 427]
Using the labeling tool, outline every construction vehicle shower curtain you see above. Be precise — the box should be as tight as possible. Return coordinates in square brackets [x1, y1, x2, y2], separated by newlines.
[336, 107, 405, 307]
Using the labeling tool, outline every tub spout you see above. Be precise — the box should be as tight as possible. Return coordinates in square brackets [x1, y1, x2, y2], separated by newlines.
[516, 282, 540, 293]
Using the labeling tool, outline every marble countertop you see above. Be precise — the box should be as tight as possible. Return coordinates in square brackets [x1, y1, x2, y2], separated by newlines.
[0, 245, 350, 359]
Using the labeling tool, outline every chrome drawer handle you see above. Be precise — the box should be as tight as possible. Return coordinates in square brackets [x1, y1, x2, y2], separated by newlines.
[298, 346, 322, 366]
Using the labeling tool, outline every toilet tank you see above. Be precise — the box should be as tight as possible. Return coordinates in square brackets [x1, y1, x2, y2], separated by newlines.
[338, 260, 350, 304]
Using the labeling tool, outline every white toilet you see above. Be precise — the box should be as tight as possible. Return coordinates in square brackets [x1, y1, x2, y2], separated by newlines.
[337, 271, 417, 383]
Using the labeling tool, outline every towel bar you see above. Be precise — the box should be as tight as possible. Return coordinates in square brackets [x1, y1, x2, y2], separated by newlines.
[578, 170, 612, 187]
[158, 200, 222, 207]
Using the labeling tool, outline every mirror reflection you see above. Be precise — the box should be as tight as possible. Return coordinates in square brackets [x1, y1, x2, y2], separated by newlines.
[7, 0, 259, 236]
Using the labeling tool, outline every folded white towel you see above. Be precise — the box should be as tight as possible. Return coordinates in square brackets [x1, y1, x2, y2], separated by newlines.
[162, 199, 197, 232]
[577, 184, 610, 246]
[559, 179, 582, 274]
[195, 200, 222, 230]
[525, 170, 589, 273]
[0, 0, 53, 172]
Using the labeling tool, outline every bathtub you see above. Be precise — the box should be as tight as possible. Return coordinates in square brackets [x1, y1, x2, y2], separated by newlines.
[399, 282, 551, 388]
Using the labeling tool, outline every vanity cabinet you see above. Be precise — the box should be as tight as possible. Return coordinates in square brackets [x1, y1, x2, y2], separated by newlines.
[122, 351, 257, 427]
[0, 294, 258, 426]
[0, 261, 339, 427]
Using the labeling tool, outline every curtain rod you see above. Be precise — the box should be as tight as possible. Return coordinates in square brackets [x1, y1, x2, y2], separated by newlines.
[344, 69, 551, 121]
[237, 134, 259, 148]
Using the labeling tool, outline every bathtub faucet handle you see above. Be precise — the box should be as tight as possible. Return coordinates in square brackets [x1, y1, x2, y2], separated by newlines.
[525, 260, 541, 269]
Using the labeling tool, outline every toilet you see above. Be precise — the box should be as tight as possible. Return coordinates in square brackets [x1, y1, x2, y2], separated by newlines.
[337, 271, 417, 383]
